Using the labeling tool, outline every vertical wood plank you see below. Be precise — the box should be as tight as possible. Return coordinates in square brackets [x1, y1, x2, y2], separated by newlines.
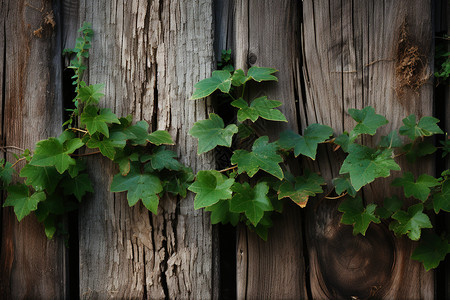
[0, 0, 66, 298]
[77, 1, 216, 298]
[228, 1, 308, 298]
[301, 0, 434, 299]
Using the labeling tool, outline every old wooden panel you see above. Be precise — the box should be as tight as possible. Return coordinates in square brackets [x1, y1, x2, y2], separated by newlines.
[76, 0, 216, 298]
[215, 0, 308, 298]
[0, 0, 67, 298]
[301, 0, 434, 299]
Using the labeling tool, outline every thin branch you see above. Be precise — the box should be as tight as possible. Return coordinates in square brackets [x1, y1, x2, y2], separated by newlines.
[0, 146, 26, 152]
[69, 128, 88, 134]
[218, 165, 238, 173]
[11, 157, 26, 168]
[70, 151, 101, 157]
[325, 192, 348, 200]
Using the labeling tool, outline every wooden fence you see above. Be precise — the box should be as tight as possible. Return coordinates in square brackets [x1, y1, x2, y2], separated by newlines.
[0, 0, 448, 299]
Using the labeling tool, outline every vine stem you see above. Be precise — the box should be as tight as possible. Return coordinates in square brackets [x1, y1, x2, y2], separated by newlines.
[70, 151, 101, 157]
[324, 192, 348, 200]
[218, 165, 237, 173]
[11, 157, 26, 168]
[0, 146, 25, 152]
[69, 128, 88, 134]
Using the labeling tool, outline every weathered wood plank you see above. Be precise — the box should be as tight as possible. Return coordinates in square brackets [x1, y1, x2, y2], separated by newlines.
[224, 1, 308, 298]
[77, 1, 216, 298]
[301, 0, 434, 299]
[0, 0, 67, 298]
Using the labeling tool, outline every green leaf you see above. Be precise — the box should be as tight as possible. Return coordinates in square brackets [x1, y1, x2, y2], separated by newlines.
[164, 166, 194, 198]
[392, 172, 440, 202]
[348, 106, 388, 136]
[191, 70, 232, 99]
[440, 136, 450, 157]
[30, 133, 84, 174]
[375, 196, 403, 219]
[433, 180, 450, 213]
[390, 203, 432, 240]
[334, 132, 351, 153]
[205, 199, 240, 226]
[379, 131, 403, 148]
[403, 141, 437, 163]
[231, 69, 247, 86]
[86, 136, 117, 160]
[122, 121, 149, 145]
[78, 83, 105, 105]
[141, 146, 182, 171]
[231, 96, 287, 123]
[237, 123, 254, 139]
[20, 164, 62, 193]
[411, 232, 450, 271]
[277, 171, 325, 207]
[278, 124, 333, 159]
[248, 212, 273, 240]
[339, 144, 400, 191]
[188, 170, 234, 209]
[60, 173, 94, 202]
[333, 174, 357, 197]
[338, 196, 380, 236]
[399, 114, 443, 140]
[0, 161, 14, 186]
[110, 166, 163, 214]
[189, 113, 238, 154]
[3, 184, 46, 221]
[247, 67, 278, 82]
[148, 130, 174, 146]
[80, 105, 120, 138]
[230, 182, 272, 226]
[231, 136, 284, 180]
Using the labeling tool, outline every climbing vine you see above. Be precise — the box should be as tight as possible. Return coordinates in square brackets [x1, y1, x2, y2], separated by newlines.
[1, 24, 449, 273]
[188, 51, 450, 271]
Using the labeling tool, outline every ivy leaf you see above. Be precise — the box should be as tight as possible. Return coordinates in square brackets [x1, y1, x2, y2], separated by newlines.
[334, 132, 351, 152]
[77, 83, 104, 105]
[277, 171, 325, 207]
[375, 196, 403, 219]
[411, 232, 450, 271]
[122, 121, 149, 145]
[110, 166, 163, 214]
[399, 114, 443, 140]
[231, 136, 284, 180]
[30, 133, 84, 174]
[148, 130, 174, 146]
[440, 137, 450, 157]
[231, 69, 247, 86]
[205, 199, 240, 226]
[191, 70, 232, 99]
[392, 172, 440, 202]
[188, 170, 234, 209]
[86, 136, 117, 160]
[0, 161, 15, 187]
[333, 174, 357, 197]
[237, 123, 254, 139]
[278, 124, 333, 159]
[164, 166, 194, 198]
[189, 113, 238, 154]
[19, 164, 63, 193]
[60, 173, 94, 202]
[247, 212, 273, 241]
[379, 131, 403, 148]
[3, 184, 46, 221]
[433, 180, 450, 213]
[80, 105, 120, 138]
[339, 144, 400, 191]
[141, 146, 182, 171]
[231, 97, 287, 123]
[348, 106, 388, 136]
[389, 203, 432, 240]
[338, 196, 380, 236]
[403, 141, 437, 163]
[230, 182, 272, 226]
[246, 67, 278, 82]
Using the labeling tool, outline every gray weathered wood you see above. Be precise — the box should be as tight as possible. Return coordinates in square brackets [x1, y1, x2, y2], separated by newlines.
[76, 1, 217, 298]
[0, 0, 66, 298]
[218, 0, 308, 298]
[301, 0, 434, 298]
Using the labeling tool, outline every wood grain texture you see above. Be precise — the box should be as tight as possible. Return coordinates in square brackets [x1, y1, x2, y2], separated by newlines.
[0, 0, 67, 298]
[76, 0, 217, 299]
[301, 0, 434, 299]
[217, 0, 308, 298]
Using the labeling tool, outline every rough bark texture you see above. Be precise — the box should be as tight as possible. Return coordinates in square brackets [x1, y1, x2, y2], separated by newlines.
[0, 0, 66, 298]
[215, 0, 308, 298]
[301, 0, 434, 299]
[76, 1, 216, 299]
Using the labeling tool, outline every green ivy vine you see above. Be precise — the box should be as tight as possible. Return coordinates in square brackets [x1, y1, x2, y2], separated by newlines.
[1, 23, 449, 273]
[187, 50, 450, 271]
